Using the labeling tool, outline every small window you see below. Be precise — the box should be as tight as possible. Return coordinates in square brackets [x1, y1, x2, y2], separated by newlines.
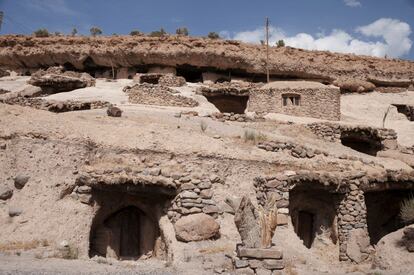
[282, 94, 301, 106]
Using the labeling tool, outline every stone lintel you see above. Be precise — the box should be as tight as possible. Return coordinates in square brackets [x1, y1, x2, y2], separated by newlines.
[237, 247, 283, 259]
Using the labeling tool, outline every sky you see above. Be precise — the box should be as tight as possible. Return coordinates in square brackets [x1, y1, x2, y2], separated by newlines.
[0, 0, 414, 60]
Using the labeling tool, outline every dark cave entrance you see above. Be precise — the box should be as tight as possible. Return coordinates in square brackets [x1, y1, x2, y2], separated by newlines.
[138, 74, 162, 84]
[392, 104, 414, 121]
[365, 190, 413, 245]
[82, 56, 113, 78]
[176, 65, 202, 83]
[90, 206, 156, 260]
[205, 94, 249, 114]
[289, 185, 341, 249]
[340, 131, 382, 156]
[89, 185, 175, 260]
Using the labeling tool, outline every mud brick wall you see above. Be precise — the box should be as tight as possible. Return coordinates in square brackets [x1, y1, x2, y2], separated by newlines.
[248, 87, 340, 121]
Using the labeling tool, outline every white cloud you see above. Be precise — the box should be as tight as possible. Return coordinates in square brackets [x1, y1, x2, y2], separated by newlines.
[344, 0, 362, 7]
[27, 0, 78, 16]
[225, 18, 412, 58]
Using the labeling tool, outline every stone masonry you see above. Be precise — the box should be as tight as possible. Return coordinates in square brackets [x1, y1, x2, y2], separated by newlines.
[253, 170, 414, 263]
[248, 84, 340, 121]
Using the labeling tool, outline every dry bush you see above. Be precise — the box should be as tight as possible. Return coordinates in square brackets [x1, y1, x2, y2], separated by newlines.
[400, 195, 414, 224]
[243, 129, 267, 144]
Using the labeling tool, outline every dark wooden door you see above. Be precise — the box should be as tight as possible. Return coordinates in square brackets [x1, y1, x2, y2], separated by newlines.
[118, 207, 140, 259]
[298, 211, 314, 248]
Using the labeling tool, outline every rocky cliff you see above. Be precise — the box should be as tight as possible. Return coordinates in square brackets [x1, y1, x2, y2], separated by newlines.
[0, 35, 414, 85]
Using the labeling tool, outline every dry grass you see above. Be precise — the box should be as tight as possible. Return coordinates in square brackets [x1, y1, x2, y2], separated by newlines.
[0, 239, 49, 252]
[400, 195, 414, 224]
[243, 129, 267, 144]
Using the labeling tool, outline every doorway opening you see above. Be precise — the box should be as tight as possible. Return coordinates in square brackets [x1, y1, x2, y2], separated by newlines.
[289, 185, 341, 249]
[205, 94, 249, 114]
[90, 206, 157, 260]
[340, 130, 382, 156]
[365, 190, 413, 245]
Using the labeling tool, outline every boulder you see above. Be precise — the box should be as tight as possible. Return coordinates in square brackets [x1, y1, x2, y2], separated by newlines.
[14, 175, 30, 189]
[373, 226, 414, 271]
[0, 185, 13, 200]
[107, 106, 122, 117]
[174, 213, 220, 242]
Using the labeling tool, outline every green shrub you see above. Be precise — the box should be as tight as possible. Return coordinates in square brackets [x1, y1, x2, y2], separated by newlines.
[33, 28, 49, 37]
[400, 195, 414, 224]
[176, 27, 189, 36]
[71, 28, 77, 36]
[207, 32, 220, 39]
[150, 28, 167, 37]
[130, 30, 142, 36]
[276, 40, 285, 47]
[90, 27, 102, 36]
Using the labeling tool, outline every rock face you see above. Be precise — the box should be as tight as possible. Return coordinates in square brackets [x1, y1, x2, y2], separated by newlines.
[174, 213, 220, 242]
[1, 36, 414, 85]
[373, 226, 414, 271]
[346, 228, 371, 263]
[333, 78, 376, 93]
[0, 185, 13, 200]
[28, 66, 95, 93]
[403, 226, 414, 252]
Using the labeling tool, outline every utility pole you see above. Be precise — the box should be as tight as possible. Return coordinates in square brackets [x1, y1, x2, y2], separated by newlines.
[265, 17, 270, 83]
[0, 11, 3, 33]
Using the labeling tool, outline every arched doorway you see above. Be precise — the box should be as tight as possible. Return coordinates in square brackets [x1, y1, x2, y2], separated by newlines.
[90, 206, 159, 260]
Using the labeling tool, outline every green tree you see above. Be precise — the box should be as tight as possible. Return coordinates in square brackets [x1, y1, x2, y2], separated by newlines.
[71, 28, 78, 36]
[149, 28, 167, 37]
[207, 32, 220, 39]
[90, 27, 102, 37]
[176, 27, 189, 36]
[130, 29, 142, 36]
[33, 28, 49, 37]
[276, 40, 285, 47]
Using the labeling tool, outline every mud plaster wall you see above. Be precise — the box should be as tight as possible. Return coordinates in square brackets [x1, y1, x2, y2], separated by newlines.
[248, 87, 340, 121]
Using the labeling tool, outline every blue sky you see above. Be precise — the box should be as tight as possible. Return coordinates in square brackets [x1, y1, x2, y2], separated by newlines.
[1, 0, 414, 59]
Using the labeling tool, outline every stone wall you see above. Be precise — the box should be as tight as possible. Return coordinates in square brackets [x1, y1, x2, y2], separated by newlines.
[253, 170, 414, 263]
[124, 84, 198, 107]
[134, 73, 186, 87]
[307, 122, 398, 149]
[248, 87, 340, 121]
[1, 97, 110, 112]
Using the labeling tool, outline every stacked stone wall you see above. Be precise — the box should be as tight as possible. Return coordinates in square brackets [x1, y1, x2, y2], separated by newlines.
[248, 87, 340, 120]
